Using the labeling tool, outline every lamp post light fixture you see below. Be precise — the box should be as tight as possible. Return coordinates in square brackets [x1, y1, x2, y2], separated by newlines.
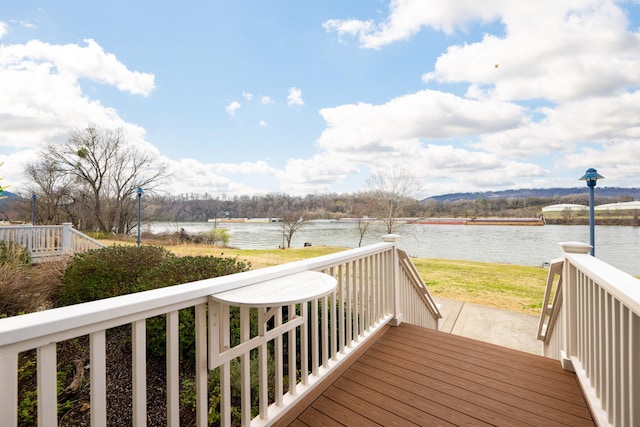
[31, 193, 36, 226]
[579, 168, 604, 256]
[137, 187, 143, 246]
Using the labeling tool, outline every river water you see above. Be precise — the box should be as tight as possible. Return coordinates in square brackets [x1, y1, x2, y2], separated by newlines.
[148, 221, 640, 276]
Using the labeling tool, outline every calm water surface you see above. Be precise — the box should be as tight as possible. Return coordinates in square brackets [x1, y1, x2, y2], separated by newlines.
[148, 221, 640, 276]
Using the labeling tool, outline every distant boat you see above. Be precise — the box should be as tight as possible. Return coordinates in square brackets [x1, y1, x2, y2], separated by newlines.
[212, 217, 283, 223]
[466, 217, 545, 226]
[414, 218, 467, 225]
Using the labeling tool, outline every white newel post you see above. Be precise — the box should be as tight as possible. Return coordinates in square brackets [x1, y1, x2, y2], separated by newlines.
[559, 241, 592, 372]
[382, 234, 402, 326]
[61, 222, 73, 254]
[27, 225, 34, 253]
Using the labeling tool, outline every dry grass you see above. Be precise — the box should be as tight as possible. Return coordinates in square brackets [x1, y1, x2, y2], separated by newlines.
[0, 255, 68, 316]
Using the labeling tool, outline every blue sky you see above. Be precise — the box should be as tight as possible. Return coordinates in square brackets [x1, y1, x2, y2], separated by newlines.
[1, 1, 640, 198]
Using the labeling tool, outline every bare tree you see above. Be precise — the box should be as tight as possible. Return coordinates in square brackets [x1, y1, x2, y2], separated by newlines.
[281, 210, 307, 248]
[366, 168, 422, 234]
[352, 200, 373, 247]
[40, 125, 170, 233]
[23, 158, 75, 225]
[356, 216, 371, 247]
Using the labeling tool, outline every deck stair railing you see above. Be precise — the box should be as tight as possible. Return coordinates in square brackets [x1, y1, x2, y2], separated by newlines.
[0, 235, 440, 427]
[0, 223, 105, 262]
[538, 242, 640, 427]
[537, 257, 564, 358]
[397, 248, 441, 329]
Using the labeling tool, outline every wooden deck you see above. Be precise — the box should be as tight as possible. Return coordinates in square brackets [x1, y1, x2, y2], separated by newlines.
[277, 323, 594, 426]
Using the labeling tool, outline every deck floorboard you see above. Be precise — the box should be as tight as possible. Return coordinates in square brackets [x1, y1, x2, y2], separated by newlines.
[278, 323, 594, 426]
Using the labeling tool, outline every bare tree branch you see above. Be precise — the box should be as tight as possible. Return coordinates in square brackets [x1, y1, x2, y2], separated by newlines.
[366, 168, 422, 234]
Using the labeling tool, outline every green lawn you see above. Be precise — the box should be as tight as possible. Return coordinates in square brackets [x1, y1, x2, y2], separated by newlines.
[411, 258, 547, 315]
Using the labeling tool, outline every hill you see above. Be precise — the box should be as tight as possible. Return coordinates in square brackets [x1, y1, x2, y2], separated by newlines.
[424, 187, 640, 203]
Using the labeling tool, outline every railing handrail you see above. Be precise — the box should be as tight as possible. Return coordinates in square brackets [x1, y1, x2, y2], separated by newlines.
[0, 242, 396, 353]
[536, 258, 563, 343]
[0, 223, 105, 262]
[564, 251, 640, 314]
[397, 248, 441, 320]
[0, 224, 63, 230]
[68, 225, 106, 250]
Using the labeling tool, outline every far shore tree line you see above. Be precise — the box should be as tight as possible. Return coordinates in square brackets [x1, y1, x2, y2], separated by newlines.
[2, 125, 640, 238]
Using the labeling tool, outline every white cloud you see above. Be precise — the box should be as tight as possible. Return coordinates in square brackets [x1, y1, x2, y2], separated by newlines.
[423, 2, 639, 103]
[0, 21, 7, 39]
[259, 120, 268, 126]
[287, 87, 304, 106]
[323, 0, 502, 49]
[261, 95, 274, 104]
[225, 101, 241, 116]
[242, 91, 253, 100]
[279, 154, 356, 194]
[162, 158, 281, 196]
[322, 19, 375, 45]
[0, 38, 157, 189]
[473, 91, 640, 159]
[317, 90, 524, 152]
[1, 39, 155, 96]
[274, 87, 539, 195]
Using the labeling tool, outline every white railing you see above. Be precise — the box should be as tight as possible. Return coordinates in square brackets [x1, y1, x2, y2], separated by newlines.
[397, 248, 441, 329]
[0, 235, 440, 427]
[0, 223, 104, 262]
[539, 242, 640, 427]
[537, 257, 563, 359]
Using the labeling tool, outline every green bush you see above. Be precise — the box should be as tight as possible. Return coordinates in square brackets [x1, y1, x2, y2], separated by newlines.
[57, 245, 176, 306]
[204, 228, 231, 246]
[141, 255, 251, 360]
[173, 227, 232, 246]
[139, 255, 250, 289]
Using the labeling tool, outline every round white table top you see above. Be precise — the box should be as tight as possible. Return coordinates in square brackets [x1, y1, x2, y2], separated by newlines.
[210, 270, 337, 307]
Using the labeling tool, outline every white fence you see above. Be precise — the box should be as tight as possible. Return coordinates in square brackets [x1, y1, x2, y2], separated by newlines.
[538, 242, 640, 427]
[0, 236, 441, 426]
[0, 223, 105, 262]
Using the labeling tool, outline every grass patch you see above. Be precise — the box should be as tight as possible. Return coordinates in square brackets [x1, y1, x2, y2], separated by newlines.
[412, 258, 547, 315]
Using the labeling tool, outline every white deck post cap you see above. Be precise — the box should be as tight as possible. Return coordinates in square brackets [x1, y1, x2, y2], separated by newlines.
[559, 241, 592, 254]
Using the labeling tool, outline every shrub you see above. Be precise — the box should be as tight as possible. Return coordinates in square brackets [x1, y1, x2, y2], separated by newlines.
[57, 245, 176, 306]
[140, 255, 251, 360]
[0, 242, 60, 317]
[0, 262, 28, 316]
[202, 228, 231, 246]
[138, 255, 250, 289]
[171, 227, 231, 246]
[0, 240, 31, 266]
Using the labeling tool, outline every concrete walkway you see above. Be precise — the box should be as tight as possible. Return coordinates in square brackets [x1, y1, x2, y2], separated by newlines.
[433, 297, 543, 355]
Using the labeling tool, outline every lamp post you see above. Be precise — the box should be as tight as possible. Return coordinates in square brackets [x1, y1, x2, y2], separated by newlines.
[31, 194, 36, 226]
[137, 187, 143, 246]
[579, 168, 604, 256]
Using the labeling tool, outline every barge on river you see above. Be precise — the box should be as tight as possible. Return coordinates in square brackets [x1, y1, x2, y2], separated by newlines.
[414, 217, 545, 226]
